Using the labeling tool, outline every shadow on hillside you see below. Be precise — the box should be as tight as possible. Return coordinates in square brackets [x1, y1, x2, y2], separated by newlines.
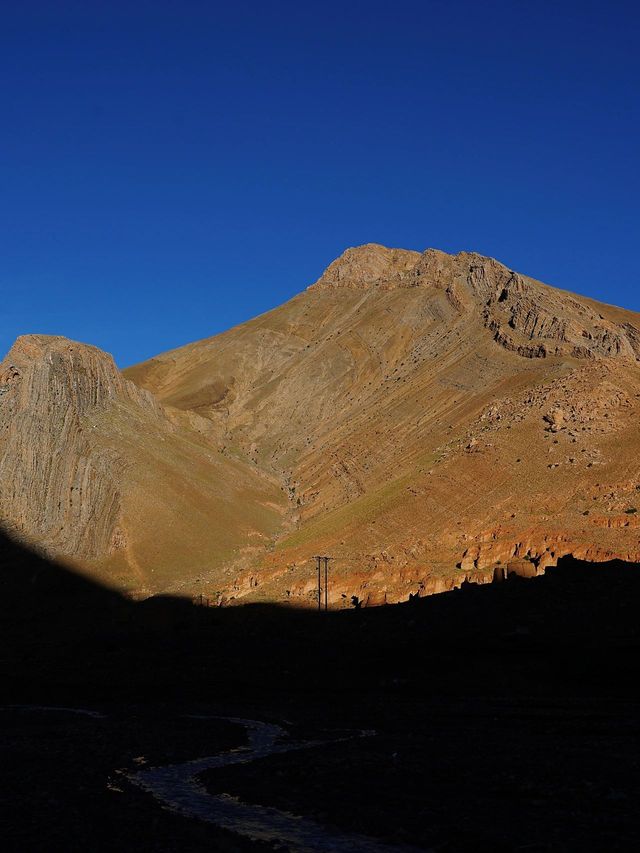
[2, 525, 640, 705]
[5, 528, 640, 852]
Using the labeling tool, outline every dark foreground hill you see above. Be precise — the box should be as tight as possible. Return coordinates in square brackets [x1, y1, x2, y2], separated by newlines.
[2, 529, 640, 851]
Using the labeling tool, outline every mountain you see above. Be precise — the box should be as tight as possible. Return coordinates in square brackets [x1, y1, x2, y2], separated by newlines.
[2, 244, 640, 604]
[0, 335, 286, 594]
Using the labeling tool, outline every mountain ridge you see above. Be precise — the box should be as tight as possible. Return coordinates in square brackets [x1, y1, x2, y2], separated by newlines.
[2, 244, 640, 605]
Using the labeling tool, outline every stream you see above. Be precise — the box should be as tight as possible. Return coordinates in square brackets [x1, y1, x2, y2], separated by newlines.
[1, 705, 424, 851]
[129, 715, 424, 852]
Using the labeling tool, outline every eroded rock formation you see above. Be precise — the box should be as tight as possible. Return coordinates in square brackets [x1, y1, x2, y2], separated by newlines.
[0, 336, 157, 558]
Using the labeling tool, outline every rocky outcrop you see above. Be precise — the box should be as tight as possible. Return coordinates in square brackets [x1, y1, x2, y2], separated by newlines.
[311, 244, 640, 361]
[465, 256, 639, 360]
[308, 243, 421, 290]
[0, 336, 161, 559]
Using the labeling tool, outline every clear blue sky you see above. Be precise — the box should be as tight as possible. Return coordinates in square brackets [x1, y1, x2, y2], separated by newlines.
[1, 1, 638, 366]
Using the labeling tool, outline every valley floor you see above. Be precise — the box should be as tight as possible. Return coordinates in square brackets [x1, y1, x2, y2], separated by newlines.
[2, 696, 639, 852]
[3, 530, 640, 851]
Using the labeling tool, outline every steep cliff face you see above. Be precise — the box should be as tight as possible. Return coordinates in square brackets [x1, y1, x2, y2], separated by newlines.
[0, 336, 158, 558]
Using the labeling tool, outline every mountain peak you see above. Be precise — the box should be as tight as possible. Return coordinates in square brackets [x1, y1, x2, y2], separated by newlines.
[309, 243, 515, 292]
[309, 243, 421, 290]
[307, 244, 640, 361]
[5, 333, 116, 367]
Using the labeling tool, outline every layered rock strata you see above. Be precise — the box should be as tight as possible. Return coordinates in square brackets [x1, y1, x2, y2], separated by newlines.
[0, 336, 159, 558]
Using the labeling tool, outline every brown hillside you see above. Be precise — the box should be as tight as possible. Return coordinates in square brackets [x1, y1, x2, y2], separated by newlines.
[2, 245, 639, 604]
[123, 244, 640, 605]
[0, 335, 286, 593]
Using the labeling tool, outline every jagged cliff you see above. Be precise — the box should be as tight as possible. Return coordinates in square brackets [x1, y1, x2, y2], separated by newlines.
[2, 245, 640, 603]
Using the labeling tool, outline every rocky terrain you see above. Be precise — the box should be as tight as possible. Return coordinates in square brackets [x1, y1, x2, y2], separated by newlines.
[2, 244, 640, 603]
[0, 336, 286, 593]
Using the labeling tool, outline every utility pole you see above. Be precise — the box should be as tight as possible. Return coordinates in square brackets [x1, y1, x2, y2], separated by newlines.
[314, 555, 332, 611]
[324, 556, 329, 611]
[315, 556, 322, 611]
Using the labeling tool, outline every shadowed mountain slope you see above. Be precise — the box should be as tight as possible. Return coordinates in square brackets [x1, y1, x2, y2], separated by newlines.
[3, 525, 640, 852]
[0, 531, 640, 853]
[2, 520, 640, 701]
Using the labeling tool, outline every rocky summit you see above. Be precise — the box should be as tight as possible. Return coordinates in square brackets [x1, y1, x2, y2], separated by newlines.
[2, 244, 640, 605]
